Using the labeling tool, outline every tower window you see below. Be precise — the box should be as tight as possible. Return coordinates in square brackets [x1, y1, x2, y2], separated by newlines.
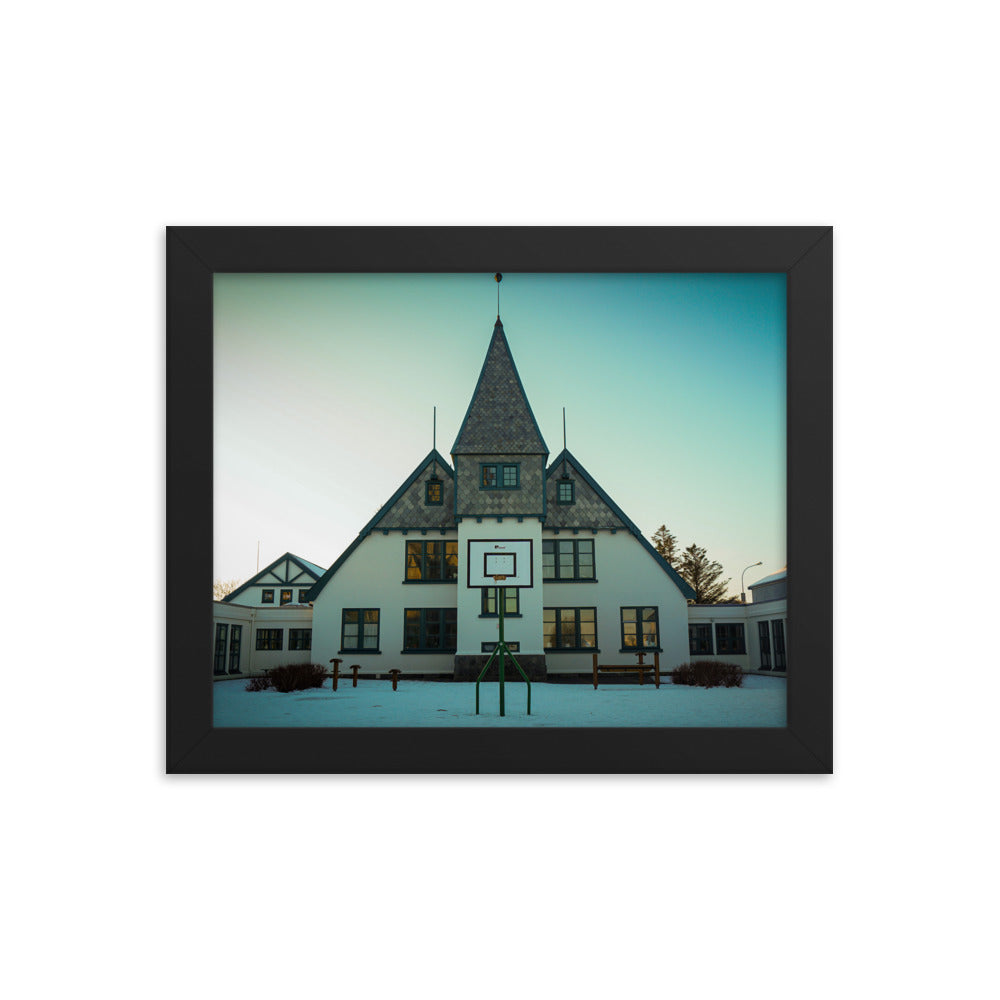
[425, 479, 443, 505]
[480, 463, 520, 490]
[557, 479, 575, 504]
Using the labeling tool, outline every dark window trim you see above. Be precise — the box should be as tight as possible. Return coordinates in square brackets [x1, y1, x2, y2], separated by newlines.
[556, 479, 575, 505]
[214, 623, 228, 675]
[480, 587, 521, 618]
[288, 628, 312, 651]
[772, 619, 786, 670]
[688, 623, 714, 656]
[279, 589, 293, 606]
[758, 621, 772, 669]
[481, 641, 520, 653]
[479, 462, 521, 490]
[619, 606, 660, 651]
[402, 607, 458, 653]
[543, 606, 598, 651]
[714, 622, 747, 655]
[341, 608, 381, 653]
[405, 539, 459, 582]
[298, 589, 311, 603]
[261, 589, 274, 604]
[255, 627, 283, 651]
[425, 479, 443, 506]
[228, 624, 242, 673]
[542, 538, 596, 581]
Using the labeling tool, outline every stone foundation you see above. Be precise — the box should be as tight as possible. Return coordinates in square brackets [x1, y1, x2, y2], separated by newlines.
[453, 653, 547, 682]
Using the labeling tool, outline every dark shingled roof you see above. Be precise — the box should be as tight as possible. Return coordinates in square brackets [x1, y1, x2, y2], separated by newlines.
[451, 318, 548, 456]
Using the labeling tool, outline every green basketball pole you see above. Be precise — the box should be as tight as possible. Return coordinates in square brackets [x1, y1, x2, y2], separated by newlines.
[475, 579, 531, 716]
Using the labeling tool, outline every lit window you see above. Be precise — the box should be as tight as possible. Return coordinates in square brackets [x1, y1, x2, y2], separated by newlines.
[620, 607, 659, 650]
[405, 540, 458, 581]
[280, 589, 292, 606]
[543, 608, 596, 650]
[261, 589, 274, 604]
[425, 479, 443, 505]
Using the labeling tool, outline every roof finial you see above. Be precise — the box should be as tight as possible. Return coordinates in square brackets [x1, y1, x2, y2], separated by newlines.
[494, 272, 502, 318]
[562, 407, 568, 476]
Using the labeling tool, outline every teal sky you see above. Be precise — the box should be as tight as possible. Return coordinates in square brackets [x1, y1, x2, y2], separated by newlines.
[214, 273, 786, 596]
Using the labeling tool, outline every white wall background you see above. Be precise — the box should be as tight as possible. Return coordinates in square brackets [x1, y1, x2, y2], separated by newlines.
[4, 3, 996, 1000]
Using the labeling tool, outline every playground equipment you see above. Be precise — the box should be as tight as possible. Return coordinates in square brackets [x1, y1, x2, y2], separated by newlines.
[471, 545, 532, 717]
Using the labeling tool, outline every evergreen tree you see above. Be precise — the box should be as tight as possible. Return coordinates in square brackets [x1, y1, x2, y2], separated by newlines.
[677, 544, 731, 603]
[651, 524, 679, 564]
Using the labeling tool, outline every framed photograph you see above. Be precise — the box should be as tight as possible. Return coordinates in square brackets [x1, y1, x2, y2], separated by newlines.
[167, 226, 831, 773]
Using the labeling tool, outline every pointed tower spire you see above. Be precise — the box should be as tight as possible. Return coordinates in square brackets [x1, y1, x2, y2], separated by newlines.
[451, 317, 548, 456]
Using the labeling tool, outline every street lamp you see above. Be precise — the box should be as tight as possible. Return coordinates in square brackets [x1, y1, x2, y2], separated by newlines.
[741, 561, 762, 604]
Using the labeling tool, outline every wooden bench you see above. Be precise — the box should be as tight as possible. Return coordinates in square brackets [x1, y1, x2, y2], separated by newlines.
[592, 651, 660, 689]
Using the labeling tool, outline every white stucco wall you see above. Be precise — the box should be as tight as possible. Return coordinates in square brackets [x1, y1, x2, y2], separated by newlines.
[212, 602, 315, 678]
[540, 529, 690, 674]
[311, 531, 460, 674]
[458, 519, 544, 656]
[225, 579, 318, 608]
[687, 600, 787, 671]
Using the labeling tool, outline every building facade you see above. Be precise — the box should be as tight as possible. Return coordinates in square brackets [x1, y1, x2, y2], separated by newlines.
[212, 319, 787, 680]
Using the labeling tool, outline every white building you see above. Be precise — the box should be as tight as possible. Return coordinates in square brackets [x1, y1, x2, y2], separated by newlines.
[687, 568, 787, 673]
[213, 552, 324, 678]
[212, 318, 787, 680]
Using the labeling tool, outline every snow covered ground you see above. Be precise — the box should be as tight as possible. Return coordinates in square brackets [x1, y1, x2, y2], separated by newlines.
[213, 674, 786, 728]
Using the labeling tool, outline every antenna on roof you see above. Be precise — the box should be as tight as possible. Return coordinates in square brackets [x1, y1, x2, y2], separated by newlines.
[562, 408, 568, 475]
[256, 540, 260, 573]
[432, 406, 437, 473]
[494, 272, 502, 317]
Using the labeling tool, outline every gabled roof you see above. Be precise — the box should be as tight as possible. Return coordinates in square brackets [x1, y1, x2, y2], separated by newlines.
[307, 450, 455, 601]
[223, 552, 328, 603]
[451, 318, 548, 456]
[545, 449, 696, 600]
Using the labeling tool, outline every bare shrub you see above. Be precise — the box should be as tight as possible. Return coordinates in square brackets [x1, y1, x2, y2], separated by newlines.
[671, 661, 743, 688]
[267, 663, 329, 693]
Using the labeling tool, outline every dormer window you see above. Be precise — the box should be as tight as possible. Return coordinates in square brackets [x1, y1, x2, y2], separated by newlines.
[557, 479, 575, 504]
[481, 463, 520, 489]
[425, 478, 443, 505]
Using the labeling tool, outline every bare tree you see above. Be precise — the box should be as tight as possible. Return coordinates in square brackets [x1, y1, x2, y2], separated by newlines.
[213, 578, 242, 601]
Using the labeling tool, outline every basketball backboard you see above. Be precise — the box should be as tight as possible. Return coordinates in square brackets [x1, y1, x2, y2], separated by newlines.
[466, 539, 534, 588]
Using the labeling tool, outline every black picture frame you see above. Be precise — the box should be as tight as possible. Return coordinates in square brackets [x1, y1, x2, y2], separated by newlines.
[167, 226, 832, 774]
